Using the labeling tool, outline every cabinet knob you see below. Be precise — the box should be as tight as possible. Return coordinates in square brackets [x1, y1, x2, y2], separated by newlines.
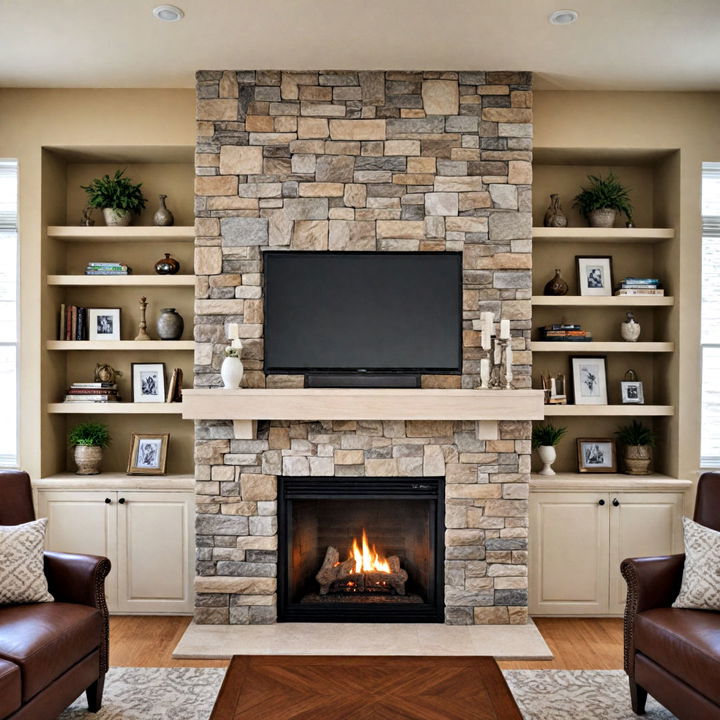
[598, 499, 605, 506]
[612, 498, 620, 507]
[118, 497, 126, 504]
[104, 498, 112, 504]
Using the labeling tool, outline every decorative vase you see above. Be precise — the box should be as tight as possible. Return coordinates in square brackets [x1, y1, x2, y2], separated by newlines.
[588, 208, 616, 228]
[154, 253, 180, 275]
[74, 445, 103, 475]
[621, 312, 641, 342]
[221, 356, 244, 389]
[153, 194, 174, 226]
[537, 445, 557, 476]
[624, 445, 652, 475]
[543, 194, 568, 228]
[156, 308, 184, 340]
[543, 269, 569, 296]
[102, 208, 133, 226]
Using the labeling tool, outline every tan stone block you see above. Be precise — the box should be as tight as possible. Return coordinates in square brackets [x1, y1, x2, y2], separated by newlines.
[482, 108, 532, 123]
[423, 445, 446, 476]
[220, 501, 257, 516]
[207, 197, 258, 210]
[366, 458, 400, 476]
[376, 220, 425, 239]
[485, 440, 515, 453]
[245, 115, 274, 132]
[219, 146, 264, 175]
[324, 141, 361, 155]
[474, 607, 510, 625]
[406, 420, 454, 438]
[292, 220, 328, 250]
[384, 140, 421, 156]
[219, 70, 238, 98]
[236, 536, 278, 552]
[298, 85, 332, 101]
[197, 121, 214, 136]
[335, 449, 364, 465]
[299, 183, 345, 197]
[281, 72, 318, 100]
[344, 183, 367, 208]
[329, 208, 354, 220]
[194, 577, 276, 595]
[401, 109, 426, 118]
[407, 157, 436, 174]
[446, 216, 488, 233]
[477, 85, 510, 95]
[195, 299, 246, 315]
[478, 252, 532, 270]
[509, 607, 529, 625]
[242, 298, 262, 324]
[392, 173, 435, 186]
[328, 220, 376, 250]
[494, 576, 528, 590]
[301, 103, 347, 118]
[434, 176, 485, 192]
[450, 148, 481, 161]
[459, 95, 482, 105]
[209, 273, 241, 287]
[196, 99, 237, 121]
[422, 80, 459, 115]
[297, 117, 329, 139]
[329, 120, 386, 141]
[448, 485, 502, 501]
[274, 116, 298, 133]
[195, 246, 222, 275]
[195, 218, 220, 236]
[249, 132, 297, 145]
[458, 193, 491, 213]
[268, 427, 290, 450]
[269, 210, 293, 246]
[240, 473, 277, 501]
[420, 375, 462, 389]
[196, 153, 220, 168]
[511, 90, 533, 108]
[194, 175, 238, 196]
[508, 160, 533, 185]
[484, 500, 528, 517]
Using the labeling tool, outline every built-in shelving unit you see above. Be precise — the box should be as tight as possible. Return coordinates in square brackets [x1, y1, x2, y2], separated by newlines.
[47, 275, 195, 286]
[531, 341, 674, 353]
[532, 227, 675, 243]
[47, 340, 194, 351]
[543, 405, 674, 417]
[47, 226, 194, 242]
[48, 403, 184, 414]
[531, 296, 674, 307]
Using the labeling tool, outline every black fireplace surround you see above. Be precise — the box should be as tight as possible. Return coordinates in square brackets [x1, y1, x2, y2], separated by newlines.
[278, 476, 445, 623]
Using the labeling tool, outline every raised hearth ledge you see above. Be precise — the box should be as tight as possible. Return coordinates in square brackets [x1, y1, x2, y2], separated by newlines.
[182, 388, 544, 440]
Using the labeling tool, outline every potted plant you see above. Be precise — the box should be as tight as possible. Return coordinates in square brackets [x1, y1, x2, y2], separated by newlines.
[532, 423, 567, 476]
[69, 422, 111, 475]
[81, 169, 146, 226]
[573, 172, 633, 228]
[615, 420, 655, 475]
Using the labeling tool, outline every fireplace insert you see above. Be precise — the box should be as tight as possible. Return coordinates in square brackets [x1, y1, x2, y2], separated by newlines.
[278, 476, 444, 622]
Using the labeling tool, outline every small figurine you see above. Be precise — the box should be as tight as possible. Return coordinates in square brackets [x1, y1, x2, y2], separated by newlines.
[621, 311, 641, 342]
[543, 194, 568, 228]
[95, 363, 122, 384]
[80, 207, 95, 226]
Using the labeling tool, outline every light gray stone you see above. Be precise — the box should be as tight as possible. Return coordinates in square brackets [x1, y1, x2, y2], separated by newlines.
[221, 218, 269, 246]
[488, 212, 531, 241]
[283, 198, 329, 220]
[489, 184, 518, 209]
[425, 192, 458, 217]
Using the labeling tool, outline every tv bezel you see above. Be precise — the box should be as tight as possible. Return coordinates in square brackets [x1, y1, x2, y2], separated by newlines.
[262, 250, 463, 376]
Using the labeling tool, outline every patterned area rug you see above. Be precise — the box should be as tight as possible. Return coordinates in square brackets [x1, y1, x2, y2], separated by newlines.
[59, 666, 678, 719]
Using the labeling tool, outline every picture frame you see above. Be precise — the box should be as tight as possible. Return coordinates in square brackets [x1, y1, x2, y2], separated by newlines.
[576, 256, 614, 297]
[577, 438, 617, 473]
[621, 380, 645, 404]
[88, 308, 121, 341]
[127, 433, 169, 475]
[570, 355, 608, 405]
[131, 362, 166, 403]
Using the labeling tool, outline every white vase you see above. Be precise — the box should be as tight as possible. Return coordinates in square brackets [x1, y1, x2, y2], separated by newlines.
[537, 445, 557, 476]
[621, 319, 641, 342]
[221, 356, 244, 389]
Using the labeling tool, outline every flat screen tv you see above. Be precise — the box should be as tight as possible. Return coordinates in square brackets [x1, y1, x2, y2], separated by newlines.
[264, 251, 462, 379]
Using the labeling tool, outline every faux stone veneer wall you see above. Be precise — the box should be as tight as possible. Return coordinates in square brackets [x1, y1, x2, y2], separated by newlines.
[193, 70, 533, 625]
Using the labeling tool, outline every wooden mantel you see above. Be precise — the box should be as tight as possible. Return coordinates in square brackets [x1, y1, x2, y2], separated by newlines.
[182, 388, 544, 439]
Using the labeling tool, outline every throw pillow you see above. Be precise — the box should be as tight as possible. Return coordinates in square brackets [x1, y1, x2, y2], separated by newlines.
[673, 516, 720, 611]
[0, 518, 54, 604]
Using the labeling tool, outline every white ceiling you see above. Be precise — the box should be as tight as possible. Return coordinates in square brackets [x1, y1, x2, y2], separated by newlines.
[1, 0, 719, 91]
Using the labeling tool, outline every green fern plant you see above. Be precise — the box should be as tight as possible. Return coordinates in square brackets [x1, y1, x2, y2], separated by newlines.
[615, 420, 655, 447]
[532, 423, 567, 449]
[68, 422, 111, 448]
[573, 172, 633, 221]
[81, 170, 146, 213]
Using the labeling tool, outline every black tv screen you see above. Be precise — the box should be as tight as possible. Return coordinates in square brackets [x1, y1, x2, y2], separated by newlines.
[264, 251, 462, 374]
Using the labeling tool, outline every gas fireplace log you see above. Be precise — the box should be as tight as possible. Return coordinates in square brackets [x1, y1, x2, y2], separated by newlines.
[315, 546, 408, 596]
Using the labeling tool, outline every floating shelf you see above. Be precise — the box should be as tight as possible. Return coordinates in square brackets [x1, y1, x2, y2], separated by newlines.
[532, 296, 674, 307]
[46, 226, 195, 242]
[47, 274, 195, 286]
[530, 473, 692, 492]
[34, 473, 195, 490]
[48, 403, 185, 414]
[47, 340, 194, 351]
[532, 227, 675, 243]
[531, 341, 674, 353]
[542, 405, 674, 417]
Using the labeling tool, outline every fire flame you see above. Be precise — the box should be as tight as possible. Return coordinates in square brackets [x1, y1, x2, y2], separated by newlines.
[349, 529, 391, 574]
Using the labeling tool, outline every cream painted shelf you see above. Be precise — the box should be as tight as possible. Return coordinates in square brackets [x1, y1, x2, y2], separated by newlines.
[530, 473, 692, 492]
[531, 341, 674, 353]
[46, 226, 195, 242]
[34, 473, 195, 490]
[532, 295, 674, 307]
[543, 405, 674, 417]
[47, 340, 194, 351]
[48, 403, 184, 414]
[532, 227, 675, 243]
[48, 274, 195, 286]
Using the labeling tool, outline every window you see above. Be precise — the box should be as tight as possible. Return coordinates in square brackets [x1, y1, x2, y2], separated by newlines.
[0, 160, 18, 467]
[701, 162, 720, 466]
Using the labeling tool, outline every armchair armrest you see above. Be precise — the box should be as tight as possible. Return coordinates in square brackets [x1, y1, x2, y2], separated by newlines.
[620, 554, 685, 675]
[43, 552, 111, 673]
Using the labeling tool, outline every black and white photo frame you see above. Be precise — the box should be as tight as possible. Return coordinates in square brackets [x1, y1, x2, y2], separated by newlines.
[127, 433, 169, 475]
[131, 362, 166, 403]
[576, 256, 614, 297]
[88, 308, 121, 341]
[577, 438, 617, 473]
[570, 355, 608, 405]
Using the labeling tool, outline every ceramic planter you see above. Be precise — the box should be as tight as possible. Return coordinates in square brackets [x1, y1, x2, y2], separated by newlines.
[74, 445, 103, 475]
[537, 445, 557, 476]
[221, 356, 244, 389]
[624, 445, 652, 475]
[588, 208, 617, 228]
[156, 308, 184, 340]
[103, 208, 133, 226]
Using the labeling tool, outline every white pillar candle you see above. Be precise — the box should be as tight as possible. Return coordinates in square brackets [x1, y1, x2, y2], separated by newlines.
[499, 318, 510, 340]
[481, 328, 491, 351]
[227, 323, 240, 341]
[550, 377, 557, 397]
[480, 358, 490, 388]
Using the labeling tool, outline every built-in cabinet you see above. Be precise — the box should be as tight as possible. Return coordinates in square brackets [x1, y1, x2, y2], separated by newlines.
[529, 477, 689, 616]
[36, 480, 194, 614]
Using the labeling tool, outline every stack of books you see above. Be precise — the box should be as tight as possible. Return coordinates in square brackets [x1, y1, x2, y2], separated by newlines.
[85, 262, 130, 275]
[615, 277, 665, 296]
[64, 382, 119, 403]
[58, 304, 88, 340]
[538, 323, 593, 342]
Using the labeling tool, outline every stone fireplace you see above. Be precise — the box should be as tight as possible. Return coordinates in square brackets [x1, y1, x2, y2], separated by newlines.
[192, 70, 534, 625]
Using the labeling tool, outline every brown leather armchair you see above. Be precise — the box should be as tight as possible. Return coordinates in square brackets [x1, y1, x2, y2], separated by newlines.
[622, 472, 720, 720]
[0, 470, 111, 719]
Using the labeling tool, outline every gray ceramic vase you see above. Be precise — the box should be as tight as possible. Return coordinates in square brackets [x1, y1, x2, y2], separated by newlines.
[156, 308, 184, 340]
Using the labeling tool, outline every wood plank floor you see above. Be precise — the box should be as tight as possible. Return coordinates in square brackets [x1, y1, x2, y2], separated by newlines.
[109, 616, 624, 671]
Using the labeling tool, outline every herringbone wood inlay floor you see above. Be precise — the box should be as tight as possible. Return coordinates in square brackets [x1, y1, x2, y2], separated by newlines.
[210, 655, 523, 720]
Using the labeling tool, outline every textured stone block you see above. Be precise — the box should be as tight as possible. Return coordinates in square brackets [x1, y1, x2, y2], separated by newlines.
[196, 514, 249, 536]
[384, 140, 421, 156]
[240, 474, 277, 501]
[283, 198, 329, 220]
[425, 192, 459, 216]
[297, 117, 329, 138]
[343, 183, 367, 208]
[221, 217, 269, 246]
[292, 220, 329, 250]
[195, 246, 222, 275]
[329, 120, 386, 140]
[376, 220, 425, 239]
[423, 445, 446, 476]
[299, 183, 345, 197]
[197, 99, 237, 121]
[422, 80, 459, 115]
[219, 146, 263, 175]
[328, 220, 376, 250]
[316, 155, 355, 183]
[195, 176, 238, 196]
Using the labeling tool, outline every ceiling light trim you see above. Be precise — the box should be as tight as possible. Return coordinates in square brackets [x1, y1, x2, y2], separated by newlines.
[153, 5, 185, 22]
[549, 9, 578, 25]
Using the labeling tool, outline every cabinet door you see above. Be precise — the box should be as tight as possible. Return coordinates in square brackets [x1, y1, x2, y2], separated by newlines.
[116, 491, 193, 613]
[530, 492, 610, 615]
[37, 490, 118, 610]
[609, 492, 684, 614]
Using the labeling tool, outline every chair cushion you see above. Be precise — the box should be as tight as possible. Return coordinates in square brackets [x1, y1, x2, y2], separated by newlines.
[0, 658, 21, 717]
[636, 607, 720, 705]
[0, 518, 53, 605]
[673, 516, 720, 611]
[0, 602, 101, 701]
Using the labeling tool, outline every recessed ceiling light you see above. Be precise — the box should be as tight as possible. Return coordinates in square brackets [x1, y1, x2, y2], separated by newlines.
[153, 5, 184, 22]
[549, 9, 578, 25]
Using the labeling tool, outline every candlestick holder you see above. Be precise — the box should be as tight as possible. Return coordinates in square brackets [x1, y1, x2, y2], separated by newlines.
[134, 296, 151, 341]
[489, 337, 507, 389]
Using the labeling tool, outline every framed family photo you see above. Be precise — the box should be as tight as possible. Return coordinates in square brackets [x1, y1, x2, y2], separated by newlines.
[131, 362, 166, 403]
[577, 438, 617, 473]
[88, 308, 121, 341]
[570, 355, 608, 405]
[621, 379, 645, 404]
[127, 433, 169, 475]
[576, 256, 614, 297]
